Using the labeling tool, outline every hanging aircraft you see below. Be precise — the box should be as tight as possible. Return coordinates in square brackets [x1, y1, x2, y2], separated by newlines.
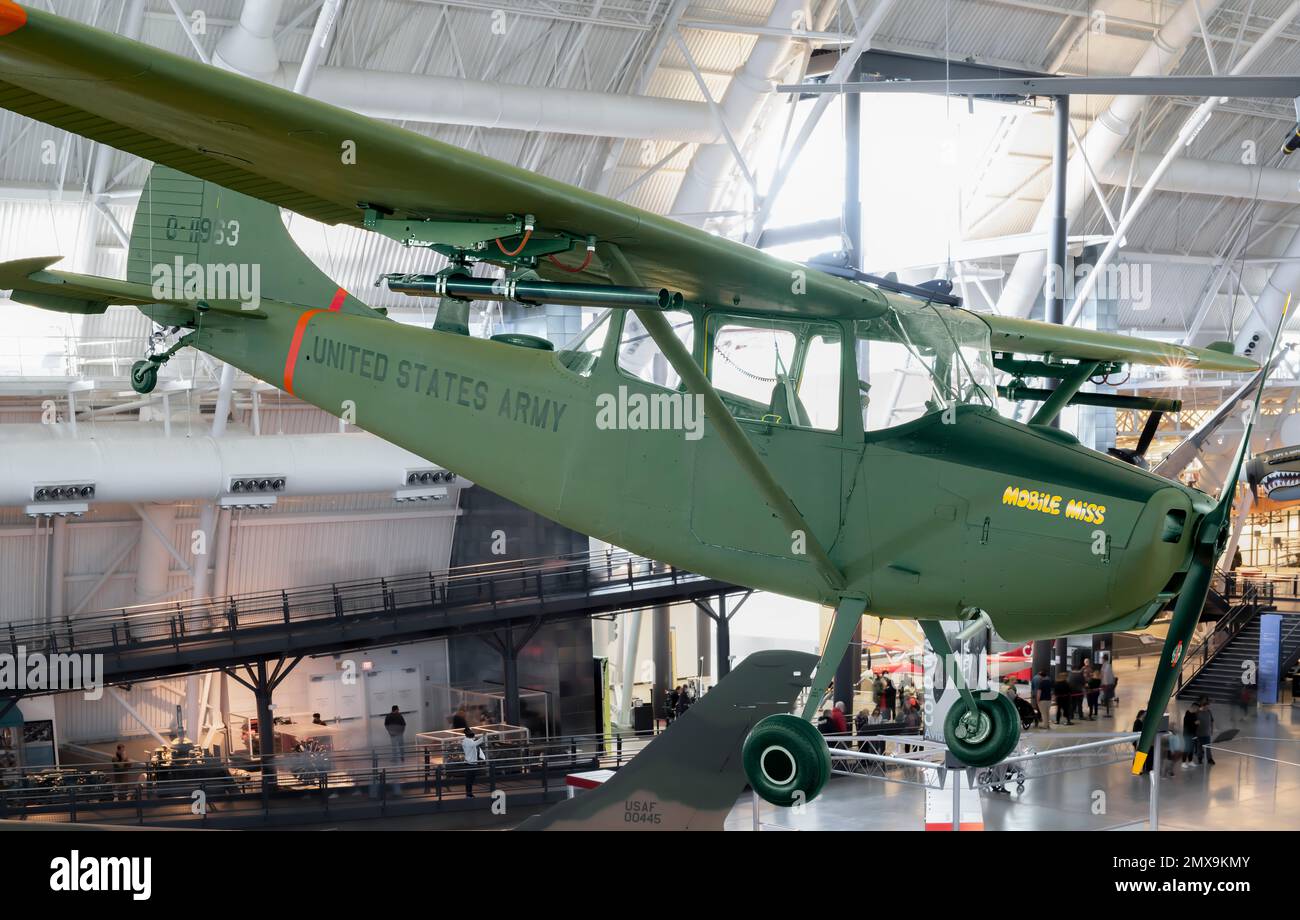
[0, 5, 1283, 810]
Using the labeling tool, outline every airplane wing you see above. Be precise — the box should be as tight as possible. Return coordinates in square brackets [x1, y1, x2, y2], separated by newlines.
[0, 3, 889, 322]
[982, 315, 1258, 374]
[0, 4, 1258, 374]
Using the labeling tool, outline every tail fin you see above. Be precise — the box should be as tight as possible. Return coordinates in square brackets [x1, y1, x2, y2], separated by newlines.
[127, 165, 385, 319]
[516, 649, 817, 831]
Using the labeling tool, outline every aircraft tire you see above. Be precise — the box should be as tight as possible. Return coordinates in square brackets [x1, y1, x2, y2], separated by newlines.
[130, 360, 159, 395]
[742, 713, 831, 808]
[944, 694, 1020, 768]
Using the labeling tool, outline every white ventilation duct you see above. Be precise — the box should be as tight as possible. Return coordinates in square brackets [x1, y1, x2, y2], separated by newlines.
[0, 424, 465, 506]
[1097, 154, 1300, 206]
[670, 0, 808, 224]
[996, 0, 1226, 317]
[1232, 228, 1300, 361]
[211, 0, 720, 142]
[211, 0, 284, 80]
[302, 67, 722, 142]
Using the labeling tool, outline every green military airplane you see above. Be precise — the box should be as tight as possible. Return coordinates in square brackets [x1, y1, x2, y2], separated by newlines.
[0, 4, 1274, 808]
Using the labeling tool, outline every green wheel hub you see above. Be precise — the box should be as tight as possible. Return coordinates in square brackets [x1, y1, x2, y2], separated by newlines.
[742, 713, 832, 808]
[943, 694, 1020, 768]
[130, 359, 159, 395]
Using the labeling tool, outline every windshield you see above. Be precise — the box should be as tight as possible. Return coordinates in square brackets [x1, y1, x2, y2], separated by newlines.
[855, 302, 996, 431]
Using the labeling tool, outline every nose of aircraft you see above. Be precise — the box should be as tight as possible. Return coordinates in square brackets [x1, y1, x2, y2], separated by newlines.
[1108, 484, 1206, 615]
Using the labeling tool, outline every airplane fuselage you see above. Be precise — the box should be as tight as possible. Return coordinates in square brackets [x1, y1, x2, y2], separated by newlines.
[174, 301, 1208, 643]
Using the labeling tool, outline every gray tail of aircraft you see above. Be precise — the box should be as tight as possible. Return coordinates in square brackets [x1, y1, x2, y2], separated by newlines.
[516, 649, 816, 831]
[125, 164, 386, 320]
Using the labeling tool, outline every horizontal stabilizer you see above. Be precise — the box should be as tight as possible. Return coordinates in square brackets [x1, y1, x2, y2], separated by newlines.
[0, 256, 267, 319]
[516, 649, 817, 831]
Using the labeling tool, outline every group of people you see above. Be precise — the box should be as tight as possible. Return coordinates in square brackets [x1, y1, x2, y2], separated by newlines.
[1132, 697, 1217, 777]
[814, 671, 923, 739]
[665, 684, 696, 723]
[383, 704, 488, 797]
[1027, 654, 1116, 728]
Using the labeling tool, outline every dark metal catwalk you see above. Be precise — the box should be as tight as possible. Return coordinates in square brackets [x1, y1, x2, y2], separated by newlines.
[1, 550, 738, 690]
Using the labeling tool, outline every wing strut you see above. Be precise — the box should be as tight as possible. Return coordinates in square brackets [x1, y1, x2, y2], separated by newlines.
[1029, 361, 1100, 427]
[598, 243, 846, 594]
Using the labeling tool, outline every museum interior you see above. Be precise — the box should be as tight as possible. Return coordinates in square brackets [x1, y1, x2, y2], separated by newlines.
[0, 0, 1296, 837]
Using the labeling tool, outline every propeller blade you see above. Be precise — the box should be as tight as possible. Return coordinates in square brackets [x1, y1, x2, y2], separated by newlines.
[1132, 294, 1289, 773]
[1131, 538, 1215, 772]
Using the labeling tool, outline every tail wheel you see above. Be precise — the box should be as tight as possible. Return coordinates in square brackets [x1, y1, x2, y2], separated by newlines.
[742, 713, 831, 808]
[130, 359, 159, 395]
[944, 694, 1020, 768]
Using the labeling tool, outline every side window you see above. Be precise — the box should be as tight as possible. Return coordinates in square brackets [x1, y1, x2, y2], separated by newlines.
[710, 318, 841, 432]
[556, 310, 612, 378]
[618, 310, 695, 389]
[798, 331, 842, 431]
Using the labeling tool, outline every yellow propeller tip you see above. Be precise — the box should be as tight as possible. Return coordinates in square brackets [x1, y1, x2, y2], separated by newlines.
[1131, 752, 1147, 775]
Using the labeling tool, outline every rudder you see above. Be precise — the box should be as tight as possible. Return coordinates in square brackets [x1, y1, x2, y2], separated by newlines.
[127, 165, 384, 319]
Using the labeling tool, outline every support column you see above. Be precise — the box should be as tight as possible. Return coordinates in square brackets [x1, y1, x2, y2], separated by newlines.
[192, 504, 216, 600]
[833, 620, 861, 715]
[502, 627, 520, 726]
[134, 504, 175, 604]
[618, 609, 642, 728]
[46, 515, 68, 625]
[831, 58, 864, 714]
[1032, 640, 1053, 677]
[253, 661, 275, 780]
[1046, 94, 1070, 428]
[844, 56, 863, 270]
[225, 657, 302, 788]
[482, 623, 539, 727]
[716, 593, 733, 678]
[695, 607, 712, 680]
[652, 605, 672, 723]
[212, 506, 233, 598]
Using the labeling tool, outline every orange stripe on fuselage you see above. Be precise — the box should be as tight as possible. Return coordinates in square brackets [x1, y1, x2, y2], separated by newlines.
[328, 287, 347, 312]
[283, 309, 324, 396]
[0, 1, 27, 35]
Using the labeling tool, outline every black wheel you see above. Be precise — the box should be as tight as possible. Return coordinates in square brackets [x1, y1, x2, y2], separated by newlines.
[742, 713, 831, 808]
[943, 694, 1020, 768]
[130, 359, 159, 394]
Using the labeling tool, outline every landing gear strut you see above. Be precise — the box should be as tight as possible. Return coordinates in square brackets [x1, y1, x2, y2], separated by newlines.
[130, 330, 194, 394]
[919, 619, 1020, 768]
[741, 597, 865, 807]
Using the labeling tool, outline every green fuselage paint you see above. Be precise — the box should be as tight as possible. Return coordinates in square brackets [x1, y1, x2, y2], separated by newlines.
[184, 301, 1209, 643]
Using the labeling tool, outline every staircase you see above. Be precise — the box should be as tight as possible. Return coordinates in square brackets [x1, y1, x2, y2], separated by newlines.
[1177, 608, 1300, 704]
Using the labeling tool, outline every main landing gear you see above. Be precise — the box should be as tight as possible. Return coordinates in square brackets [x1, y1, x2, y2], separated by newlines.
[742, 608, 1021, 808]
[130, 330, 194, 394]
[918, 619, 1020, 768]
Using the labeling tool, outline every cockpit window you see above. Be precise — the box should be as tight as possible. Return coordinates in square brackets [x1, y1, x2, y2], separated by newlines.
[709, 316, 841, 432]
[855, 302, 996, 431]
[556, 309, 612, 377]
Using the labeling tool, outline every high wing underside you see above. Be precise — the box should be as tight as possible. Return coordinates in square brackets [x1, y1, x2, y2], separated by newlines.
[0, 2, 1259, 375]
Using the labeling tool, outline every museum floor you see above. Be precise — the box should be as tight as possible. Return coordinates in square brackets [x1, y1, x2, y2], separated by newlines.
[726, 657, 1300, 831]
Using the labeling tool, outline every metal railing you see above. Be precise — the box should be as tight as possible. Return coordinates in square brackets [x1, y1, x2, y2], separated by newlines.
[1176, 575, 1278, 694]
[0, 729, 660, 826]
[3, 549, 710, 662]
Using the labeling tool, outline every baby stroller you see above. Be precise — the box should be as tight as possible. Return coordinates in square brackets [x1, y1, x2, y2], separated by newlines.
[1011, 693, 1037, 730]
